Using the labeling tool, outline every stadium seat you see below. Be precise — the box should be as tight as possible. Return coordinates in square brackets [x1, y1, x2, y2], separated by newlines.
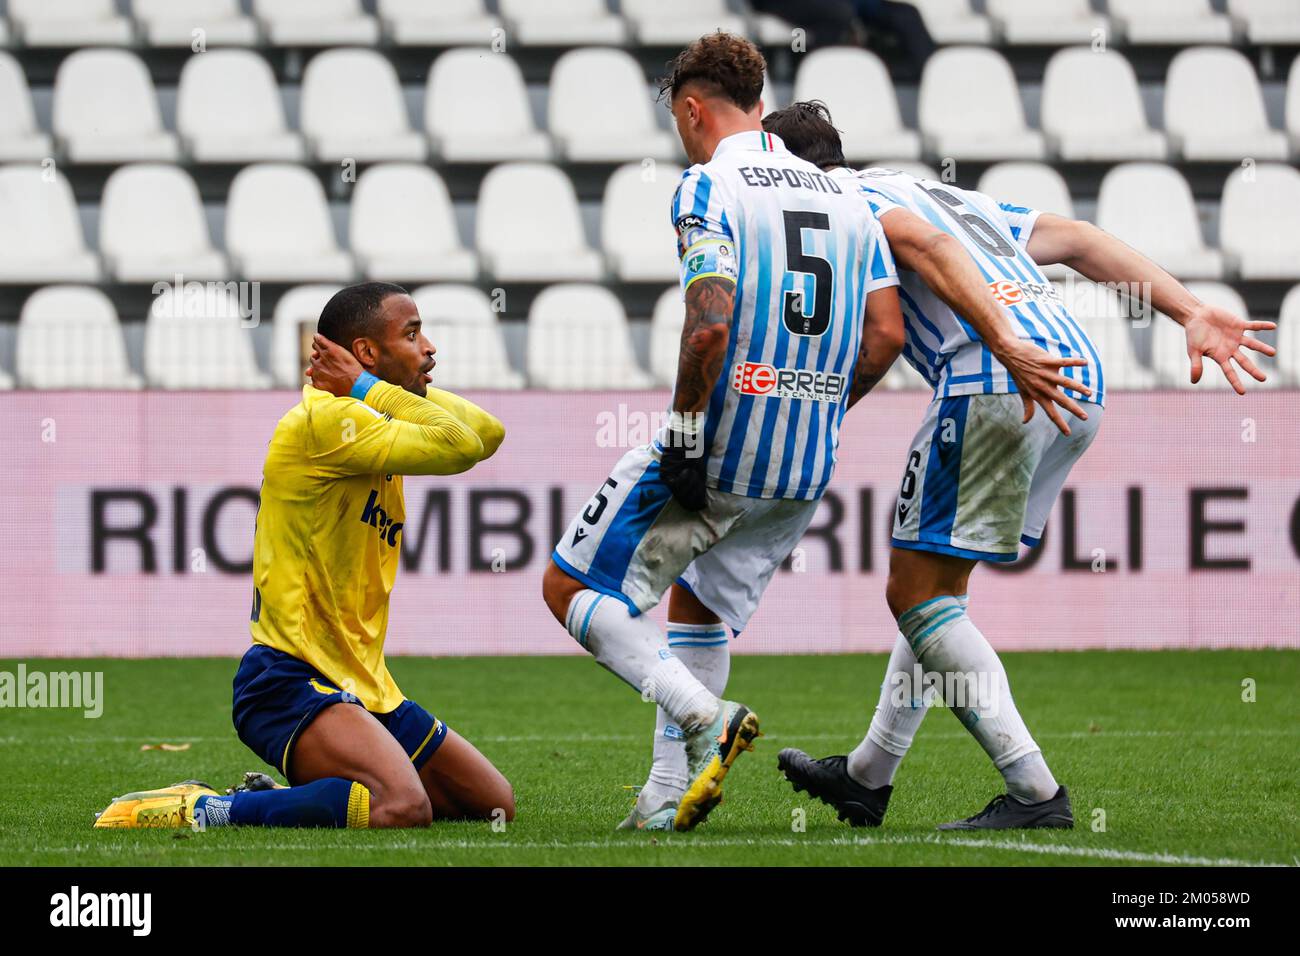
[987, 0, 1108, 44]
[133, 0, 259, 47]
[411, 285, 524, 390]
[649, 286, 684, 387]
[1054, 279, 1157, 390]
[526, 285, 653, 390]
[270, 284, 340, 387]
[476, 163, 604, 282]
[601, 162, 686, 283]
[1041, 48, 1167, 161]
[1286, 56, 1300, 157]
[909, 0, 993, 44]
[1108, 0, 1234, 43]
[426, 49, 552, 162]
[621, 0, 747, 45]
[978, 162, 1075, 279]
[53, 50, 180, 162]
[10, 0, 134, 47]
[300, 49, 426, 162]
[1165, 48, 1288, 161]
[252, 0, 379, 45]
[0, 165, 101, 282]
[499, 0, 629, 45]
[0, 18, 8, 47]
[350, 164, 477, 282]
[1151, 283, 1256, 389]
[919, 48, 1045, 160]
[99, 164, 229, 282]
[1276, 284, 1300, 386]
[792, 49, 921, 162]
[178, 50, 305, 162]
[549, 49, 677, 161]
[225, 164, 356, 282]
[1220, 163, 1300, 280]
[17, 286, 141, 389]
[145, 286, 271, 389]
[378, 0, 502, 45]
[1228, 0, 1300, 43]
[0, 53, 53, 162]
[754, 12, 796, 46]
[1096, 163, 1224, 279]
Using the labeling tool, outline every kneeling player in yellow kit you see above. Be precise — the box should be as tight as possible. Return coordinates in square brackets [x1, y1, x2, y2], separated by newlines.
[95, 283, 515, 829]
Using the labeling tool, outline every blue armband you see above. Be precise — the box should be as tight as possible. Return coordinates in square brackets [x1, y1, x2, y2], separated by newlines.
[350, 371, 380, 401]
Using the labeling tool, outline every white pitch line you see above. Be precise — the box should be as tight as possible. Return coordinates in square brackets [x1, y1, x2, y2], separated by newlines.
[27, 834, 1289, 867]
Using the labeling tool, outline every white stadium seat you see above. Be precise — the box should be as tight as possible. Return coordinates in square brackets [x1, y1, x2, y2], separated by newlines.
[53, 50, 179, 162]
[145, 286, 271, 389]
[650, 286, 684, 387]
[909, 0, 993, 44]
[1165, 48, 1288, 161]
[987, 0, 1108, 45]
[549, 49, 677, 162]
[1108, 0, 1234, 44]
[426, 49, 552, 162]
[1151, 283, 1257, 389]
[350, 164, 477, 282]
[1053, 279, 1157, 390]
[601, 162, 686, 283]
[300, 49, 426, 162]
[178, 50, 305, 162]
[0, 18, 9, 47]
[1228, 0, 1300, 43]
[10, 0, 133, 47]
[919, 47, 1045, 160]
[978, 162, 1075, 279]
[1096, 163, 1224, 280]
[499, 0, 629, 45]
[0, 165, 101, 282]
[99, 164, 229, 282]
[621, 0, 747, 46]
[1041, 48, 1167, 161]
[225, 164, 356, 282]
[18, 286, 141, 389]
[133, 0, 259, 47]
[1276, 284, 1300, 386]
[793, 49, 921, 162]
[411, 285, 524, 390]
[475, 163, 604, 282]
[527, 285, 653, 390]
[1286, 56, 1300, 157]
[754, 12, 796, 46]
[0, 53, 53, 162]
[270, 284, 340, 388]
[252, 0, 379, 45]
[378, 0, 501, 45]
[1220, 163, 1300, 280]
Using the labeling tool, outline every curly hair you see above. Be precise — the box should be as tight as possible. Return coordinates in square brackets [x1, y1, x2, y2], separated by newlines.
[657, 31, 767, 112]
[762, 100, 847, 171]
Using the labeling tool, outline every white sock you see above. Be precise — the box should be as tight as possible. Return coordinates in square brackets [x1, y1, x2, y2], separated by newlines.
[847, 595, 968, 790]
[565, 590, 719, 734]
[898, 595, 1059, 803]
[641, 622, 730, 809]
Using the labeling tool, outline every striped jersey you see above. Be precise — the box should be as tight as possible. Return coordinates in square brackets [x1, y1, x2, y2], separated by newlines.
[662, 130, 899, 501]
[838, 167, 1105, 405]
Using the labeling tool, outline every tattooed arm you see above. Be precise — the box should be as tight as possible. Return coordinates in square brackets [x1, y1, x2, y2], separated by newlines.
[847, 287, 906, 410]
[672, 274, 735, 414]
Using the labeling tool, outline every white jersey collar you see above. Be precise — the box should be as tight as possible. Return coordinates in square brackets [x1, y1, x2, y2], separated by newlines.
[711, 129, 787, 159]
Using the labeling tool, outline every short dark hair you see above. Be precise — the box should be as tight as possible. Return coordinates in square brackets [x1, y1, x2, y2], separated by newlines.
[317, 281, 409, 347]
[658, 32, 766, 112]
[762, 101, 847, 171]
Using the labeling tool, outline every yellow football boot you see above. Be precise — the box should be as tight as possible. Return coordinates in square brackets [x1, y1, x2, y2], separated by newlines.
[674, 701, 760, 831]
[92, 780, 219, 829]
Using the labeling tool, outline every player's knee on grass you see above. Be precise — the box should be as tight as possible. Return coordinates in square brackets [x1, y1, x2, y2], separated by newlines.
[370, 781, 433, 828]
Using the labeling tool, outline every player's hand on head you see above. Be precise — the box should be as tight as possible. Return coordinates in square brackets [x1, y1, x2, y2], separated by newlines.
[306, 333, 366, 398]
[1182, 304, 1277, 396]
[997, 338, 1091, 437]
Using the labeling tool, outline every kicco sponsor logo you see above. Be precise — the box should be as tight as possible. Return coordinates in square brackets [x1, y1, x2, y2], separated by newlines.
[732, 362, 846, 403]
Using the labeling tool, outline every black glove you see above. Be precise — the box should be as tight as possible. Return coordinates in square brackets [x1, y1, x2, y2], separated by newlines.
[659, 428, 708, 511]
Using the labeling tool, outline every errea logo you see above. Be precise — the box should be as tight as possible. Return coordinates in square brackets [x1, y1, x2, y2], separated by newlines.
[732, 362, 846, 403]
[987, 278, 1063, 308]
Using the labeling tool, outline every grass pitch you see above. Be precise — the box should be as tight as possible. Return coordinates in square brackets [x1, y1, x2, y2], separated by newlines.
[1, 652, 1296, 867]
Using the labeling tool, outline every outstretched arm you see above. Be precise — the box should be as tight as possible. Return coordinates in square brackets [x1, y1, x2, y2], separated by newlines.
[1026, 213, 1277, 394]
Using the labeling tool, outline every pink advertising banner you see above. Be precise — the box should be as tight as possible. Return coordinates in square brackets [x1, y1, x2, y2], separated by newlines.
[1, 389, 1297, 658]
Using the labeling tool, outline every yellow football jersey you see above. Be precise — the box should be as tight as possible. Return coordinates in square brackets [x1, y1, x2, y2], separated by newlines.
[249, 380, 504, 712]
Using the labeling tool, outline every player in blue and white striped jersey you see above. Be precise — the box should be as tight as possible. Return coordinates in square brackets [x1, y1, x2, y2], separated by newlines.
[765, 101, 1277, 832]
[541, 36, 908, 833]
